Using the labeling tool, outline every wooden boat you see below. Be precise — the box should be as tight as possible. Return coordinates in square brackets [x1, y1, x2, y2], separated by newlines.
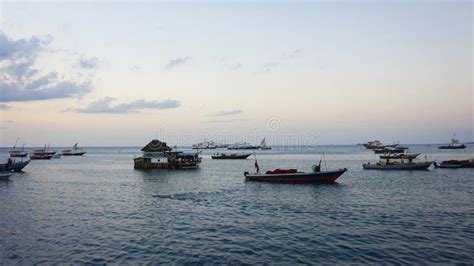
[62, 143, 86, 156]
[439, 134, 466, 149]
[373, 147, 406, 154]
[434, 159, 474, 169]
[9, 139, 28, 157]
[211, 153, 251, 160]
[244, 167, 347, 183]
[363, 140, 384, 149]
[363, 161, 432, 170]
[30, 154, 53, 160]
[380, 153, 420, 160]
[0, 171, 12, 181]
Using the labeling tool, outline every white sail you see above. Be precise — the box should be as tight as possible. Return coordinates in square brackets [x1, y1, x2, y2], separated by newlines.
[260, 138, 267, 148]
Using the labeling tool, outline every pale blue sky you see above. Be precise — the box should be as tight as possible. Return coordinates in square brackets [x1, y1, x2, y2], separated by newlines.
[0, 1, 472, 146]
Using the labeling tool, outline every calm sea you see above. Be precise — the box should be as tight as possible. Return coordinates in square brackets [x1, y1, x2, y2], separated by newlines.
[1, 145, 473, 264]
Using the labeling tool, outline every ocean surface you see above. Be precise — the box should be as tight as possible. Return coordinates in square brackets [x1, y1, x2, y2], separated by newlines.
[0, 145, 473, 264]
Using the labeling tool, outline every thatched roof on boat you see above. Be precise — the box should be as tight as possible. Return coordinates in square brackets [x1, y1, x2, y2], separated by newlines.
[141, 139, 172, 152]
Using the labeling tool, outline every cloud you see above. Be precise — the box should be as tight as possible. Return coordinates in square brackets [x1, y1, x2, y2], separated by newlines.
[212, 109, 243, 116]
[164, 56, 190, 70]
[0, 31, 94, 103]
[70, 97, 181, 114]
[76, 56, 98, 69]
[0, 104, 11, 110]
[263, 62, 278, 72]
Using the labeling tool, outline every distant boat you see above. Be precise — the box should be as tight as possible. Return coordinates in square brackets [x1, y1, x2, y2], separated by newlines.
[228, 142, 259, 150]
[62, 143, 86, 156]
[363, 140, 384, 149]
[0, 171, 12, 181]
[9, 138, 28, 158]
[30, 154, 54, 160]
[31, 144, 56, 156]
[373, 147, 406, 154]
[363, 161, 432, 170]
[259, 138, 271, 150]
[439, 134, 466, 149]
[192, 140, 218, 149]
[211, 153, 251, 160]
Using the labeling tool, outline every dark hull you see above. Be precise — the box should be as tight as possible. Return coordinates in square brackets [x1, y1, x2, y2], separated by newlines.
[6, 160, 30, 172]
[9, 152, 28, 158]
[363, 161, 432, 170]
[245, 169, 347, 183]
[434, 161, 474, 169]
[212, 154, 251, 160]
[30, 154, 53, 160]
[62, 152, 86, 156]
[379, 153, 420, 160]
[438, 145, 466, 149]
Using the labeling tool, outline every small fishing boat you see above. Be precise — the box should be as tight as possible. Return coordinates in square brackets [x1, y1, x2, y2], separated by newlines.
[31, 145, 56, 156]
[192, 141, 218, 149]
[0, 171, 12, 181]
[259, 138, 271, 150]
[211, 153, 251, 160]
[434, 159, 474, 169]
[363, 160, 432, 170]
[439, 134, 466, 149]
[9, 139, 28, 157]
[244, 167, 347, 183]
[62, 143, 86, 156]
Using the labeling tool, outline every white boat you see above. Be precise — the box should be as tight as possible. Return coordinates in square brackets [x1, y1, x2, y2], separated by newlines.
[439, 134, 466, 149]
[192, 140, 218, 149]
[259, 138, 271, 150]
[62, 143, 86, 156]
[228, 141, 259, 150]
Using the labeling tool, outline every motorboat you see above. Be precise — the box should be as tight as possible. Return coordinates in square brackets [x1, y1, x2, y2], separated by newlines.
[380, 153, 420, 160]
[363, 160, 432, 170]
[244, 166, 347, 183]
[434, 159, 474, 169]
[192, 141, 218, 149]
[439, 134, 466, 149]
[211, 153, 251, 160]
[4, 158, 30, 172]
[363, 140, 384, 149]
[62, 143, 86, 156]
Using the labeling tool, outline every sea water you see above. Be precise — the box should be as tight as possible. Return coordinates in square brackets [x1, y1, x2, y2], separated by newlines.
[0, 145, 473, 263]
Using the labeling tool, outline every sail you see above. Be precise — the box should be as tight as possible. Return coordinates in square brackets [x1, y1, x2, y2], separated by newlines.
[260, 138, 267, 148]
[73, 143, 78, 149]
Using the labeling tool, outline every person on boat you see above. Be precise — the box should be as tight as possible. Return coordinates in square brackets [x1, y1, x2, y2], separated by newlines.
[254, 160, 260, 173]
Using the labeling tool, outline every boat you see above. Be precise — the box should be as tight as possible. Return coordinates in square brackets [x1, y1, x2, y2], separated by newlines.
[439, 134, 466, 149]
[31, 144, 56, 157]
[192, 141, 218, 149]
[363, 160, 432, 170]
[9, 139, 28, 158]
[62, 143, 86, 156]
[380, 152, 420, 160]
[434, 159, 474, 169]
[0, 171, 12, 181]
[363, 140, 384, 149]
[244, 165, 347, 183]
[134, 139, 202, 170]
[259, 137, 271, 150]
[228, 142, 259, 150]
[211, 153, 251, 160]
[5, 158, 30, 172]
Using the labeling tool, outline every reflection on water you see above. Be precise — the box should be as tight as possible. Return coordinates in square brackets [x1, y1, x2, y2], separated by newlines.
[0, 145, 473, 264]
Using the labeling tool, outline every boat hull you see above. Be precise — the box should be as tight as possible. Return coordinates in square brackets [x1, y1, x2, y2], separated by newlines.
[62, 152, 86, 156]
[363, 161, 432, 170]
[6, 160, 30, 172]
[9, 152, 28, 158]
[211, 154, 251, 160]
[30, 154, 53, 160]
[438, 145, 466, 149]
[244, 168, 347, 183]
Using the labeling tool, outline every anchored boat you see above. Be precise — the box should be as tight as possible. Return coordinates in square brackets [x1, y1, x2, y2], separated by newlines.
[211, 153, 251, 160]
[259, 138, 271, 150]
[439, 134, 466, 149]
[62, 143, 86, 156]
[4, 159, 30, 172]
[434, 159, 474, 169]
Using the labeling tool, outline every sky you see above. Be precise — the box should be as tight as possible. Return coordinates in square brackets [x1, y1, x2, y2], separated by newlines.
[0, 1, 472, 147]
